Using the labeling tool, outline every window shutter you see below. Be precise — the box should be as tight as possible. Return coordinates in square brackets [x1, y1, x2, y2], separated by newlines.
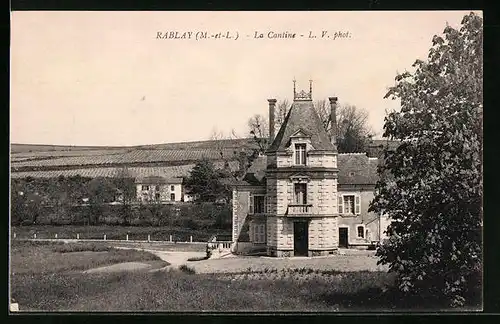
[264, 196, 267, 213]
[260, 225, 265, 243]
[355, 195, 361, 214]
[338, 195, 343, 214]
[249, 194, 254, 214]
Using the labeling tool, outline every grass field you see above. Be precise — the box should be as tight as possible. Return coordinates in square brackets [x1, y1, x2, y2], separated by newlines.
[10, 240, 396, 311]
[10, 240, 167, 275]
[12, 225, 229, 242]
[10, 240, 481, 311]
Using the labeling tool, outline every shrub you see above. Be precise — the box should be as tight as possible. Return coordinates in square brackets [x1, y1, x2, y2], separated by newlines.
[187, 256, 209, 262]
[178, 264, 196, 274]
[52, 243, 110, 253]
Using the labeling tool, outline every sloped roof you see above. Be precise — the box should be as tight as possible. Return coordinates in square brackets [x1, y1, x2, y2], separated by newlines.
[135, 176, 183, 184]
[337, 154, 379, 185]
[267, 100, 335, 152]
[240, 154, 379, 185]
[220, 177, 252, 187]
[244, 155, 267, 183]
[368, 139, 400, 150]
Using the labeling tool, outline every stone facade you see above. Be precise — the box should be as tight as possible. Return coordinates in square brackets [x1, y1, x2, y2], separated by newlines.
[231, 85, 386, 257]
[308, 217, 338, 251]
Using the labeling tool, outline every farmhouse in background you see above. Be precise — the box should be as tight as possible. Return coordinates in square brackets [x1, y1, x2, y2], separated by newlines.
[10, 162, 240, 204]
[135, 176, 183, 203]
[231, 81, 389, 257]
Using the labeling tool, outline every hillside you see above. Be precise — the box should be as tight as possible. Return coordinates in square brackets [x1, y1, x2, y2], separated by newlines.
[10, 138, 399, 178]
[11, 138, 259, 154]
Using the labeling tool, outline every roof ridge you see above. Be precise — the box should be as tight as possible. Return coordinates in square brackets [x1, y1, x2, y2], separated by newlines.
[338, 152, 367, 155]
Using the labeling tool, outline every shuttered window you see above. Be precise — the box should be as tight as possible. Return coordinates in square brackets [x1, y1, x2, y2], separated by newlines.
[355, 195, 361, 214]
[249, 194, 254, 214]
[344, 195, 355, 214]
[249, 194, 265, 214]
[254, 224, 266, 243]
[339, 194, 361, 215]
[254, 195, 265, 213]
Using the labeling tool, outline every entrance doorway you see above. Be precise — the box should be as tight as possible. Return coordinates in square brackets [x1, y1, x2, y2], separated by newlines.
[339, 227, 348, 248]
[293, 221, 309, 256]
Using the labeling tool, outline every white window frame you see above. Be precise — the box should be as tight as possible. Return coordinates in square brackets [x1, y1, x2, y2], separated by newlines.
[294, 143, 307, 166]
[142, 185, 150, 191]
[253, 223, 266, 244]
[356, 224, 366, 239]
[338, 193, 361, 215]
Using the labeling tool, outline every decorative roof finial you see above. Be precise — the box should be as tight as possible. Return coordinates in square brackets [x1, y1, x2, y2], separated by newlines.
[293, 79, 313, 101]
[309, 79, 313, 98]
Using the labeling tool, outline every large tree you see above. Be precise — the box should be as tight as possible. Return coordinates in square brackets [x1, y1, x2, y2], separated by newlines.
[184, 159, 231, 203]
[369, 12, 482, 307]
[113, 166, 136, 225]
[313, 99, 374, 153]
[247, 114, 269, 153]
[247, 99, 373, 153]
[87, 177, 116, 225]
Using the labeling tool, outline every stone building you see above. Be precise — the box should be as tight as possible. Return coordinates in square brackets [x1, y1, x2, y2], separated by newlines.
[231, 82, 388, 257]
[135, 176, 183, 203]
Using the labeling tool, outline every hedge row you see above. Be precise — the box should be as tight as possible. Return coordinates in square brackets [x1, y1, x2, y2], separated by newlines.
[11, 202, 232, 230]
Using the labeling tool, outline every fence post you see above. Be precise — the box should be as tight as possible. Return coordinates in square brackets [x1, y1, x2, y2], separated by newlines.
[55, 234, 58, 239]
[148, 235, 151, 242]
[126, 234, 129, 241]
[104, 234, 107, 241]
[190, 235, 193, 243]
[77, 233, 79, 240]
[169, 235, 172, 242]
[33, 233, 36, 239]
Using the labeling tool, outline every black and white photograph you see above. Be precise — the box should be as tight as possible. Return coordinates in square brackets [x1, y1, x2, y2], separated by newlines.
[9, 10, 483, 312]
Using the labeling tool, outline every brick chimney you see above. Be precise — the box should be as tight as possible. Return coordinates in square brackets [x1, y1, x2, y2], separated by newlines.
[329, 97, 338, 147]
[268, 99, 277, 145]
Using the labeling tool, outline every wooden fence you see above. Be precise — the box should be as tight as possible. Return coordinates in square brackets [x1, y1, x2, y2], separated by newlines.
[11, 232, 207, 244]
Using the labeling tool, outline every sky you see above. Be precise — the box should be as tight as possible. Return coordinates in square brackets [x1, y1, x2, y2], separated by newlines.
[10, 11, 479, 146]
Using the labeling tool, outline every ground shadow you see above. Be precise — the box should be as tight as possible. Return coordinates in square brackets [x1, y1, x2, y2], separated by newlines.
[314, 287, 482, 312]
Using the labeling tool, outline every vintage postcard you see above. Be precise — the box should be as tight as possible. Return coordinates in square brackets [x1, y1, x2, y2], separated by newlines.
[10, 10, 483, 312]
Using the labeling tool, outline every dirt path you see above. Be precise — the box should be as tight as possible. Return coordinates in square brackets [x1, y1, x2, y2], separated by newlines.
[108, 246, 386, 274]
[83, 262, 153, 274]
[112, 246, 206, 269]
[190, 255, 386, 274]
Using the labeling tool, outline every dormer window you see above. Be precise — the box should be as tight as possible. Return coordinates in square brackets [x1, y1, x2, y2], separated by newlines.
[295, 143, 306, 165]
